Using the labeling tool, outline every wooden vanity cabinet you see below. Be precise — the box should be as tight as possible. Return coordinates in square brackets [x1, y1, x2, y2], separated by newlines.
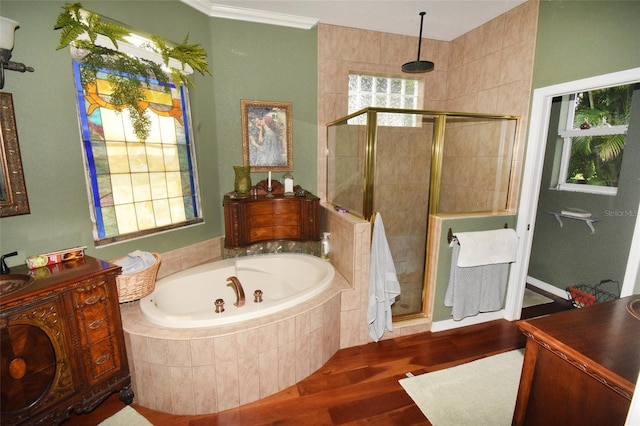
[223, 191, 321, 248]
[513, 296, 640, 425]
[0, 256, 132, 425]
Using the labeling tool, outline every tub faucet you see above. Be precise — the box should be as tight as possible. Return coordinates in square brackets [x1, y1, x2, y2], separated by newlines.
[1, 251, 18, 274]
[227, 276, 246, 307]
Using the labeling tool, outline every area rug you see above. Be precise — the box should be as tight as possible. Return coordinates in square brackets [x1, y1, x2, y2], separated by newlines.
[522, 288, 554, 308]
[98, 406, 153, 426]
[399, 349, 525, 426]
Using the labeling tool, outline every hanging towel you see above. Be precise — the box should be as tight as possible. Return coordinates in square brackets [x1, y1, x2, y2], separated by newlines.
[445, 239, 510, 321]
[367, 214, 401, 342]
[455, 228, 518, 267]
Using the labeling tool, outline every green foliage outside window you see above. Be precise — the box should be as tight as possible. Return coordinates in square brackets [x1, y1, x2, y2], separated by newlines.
[566, 84, 634, 187]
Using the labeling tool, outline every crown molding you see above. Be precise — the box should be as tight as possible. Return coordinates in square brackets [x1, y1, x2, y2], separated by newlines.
[181, 0, 318, 30]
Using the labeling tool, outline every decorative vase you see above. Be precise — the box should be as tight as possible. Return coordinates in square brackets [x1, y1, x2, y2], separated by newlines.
[233, 166, 251, 197]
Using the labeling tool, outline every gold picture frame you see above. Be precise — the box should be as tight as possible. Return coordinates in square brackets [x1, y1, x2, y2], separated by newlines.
[0, 92, 30, 217]
[241, 100, 292, 172]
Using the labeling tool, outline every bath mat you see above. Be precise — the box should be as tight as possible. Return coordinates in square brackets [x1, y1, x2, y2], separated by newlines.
[99, 406, 153, 426]
[522, 288, 554, 308]
[399, 349, 525, 425]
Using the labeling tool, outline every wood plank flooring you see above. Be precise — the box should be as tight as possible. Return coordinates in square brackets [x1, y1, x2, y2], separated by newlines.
[64, 290, 570, 425]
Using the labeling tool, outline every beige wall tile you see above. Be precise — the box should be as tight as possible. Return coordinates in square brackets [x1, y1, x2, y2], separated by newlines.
[147, 337, 169, 365]
[214, 334, 238, 363]
[215, 360, 240, 411]
[238, 355, 261, 405]
[190, 338, 215, 366]
[131, 360, 153, 408]
[170, 366, 196, 415]
[192, 365, 217, 414]
[167, 338, 191, 367]
[259, 348, 279, 397]
[152, 364, 174, 413]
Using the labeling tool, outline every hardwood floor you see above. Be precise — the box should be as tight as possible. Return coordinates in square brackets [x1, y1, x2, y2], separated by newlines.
[64, 292, 570, 425]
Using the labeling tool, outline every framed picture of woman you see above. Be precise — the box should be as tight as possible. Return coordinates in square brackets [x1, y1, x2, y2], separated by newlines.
[241, 100, 292, 172]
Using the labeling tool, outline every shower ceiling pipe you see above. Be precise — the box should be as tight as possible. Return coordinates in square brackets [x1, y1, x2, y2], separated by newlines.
[402, 11, 434, 73]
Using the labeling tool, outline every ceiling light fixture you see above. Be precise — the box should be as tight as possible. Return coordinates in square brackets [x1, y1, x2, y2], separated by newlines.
[402, 12, 434, 73]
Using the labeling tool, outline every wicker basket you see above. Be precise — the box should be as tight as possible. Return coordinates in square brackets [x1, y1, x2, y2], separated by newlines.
[112, 252, 161, 303]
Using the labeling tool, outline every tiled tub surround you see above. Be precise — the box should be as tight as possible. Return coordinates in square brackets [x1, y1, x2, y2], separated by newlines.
[121, 272, 349, 415]
[119, 206, 434, 414]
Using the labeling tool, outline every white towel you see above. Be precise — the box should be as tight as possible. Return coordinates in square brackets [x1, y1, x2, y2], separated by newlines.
[445, 240, 510, 321]
[367, 214, 401, 342]
[455, 228, 517, 267]
[114, 250, 157, 274]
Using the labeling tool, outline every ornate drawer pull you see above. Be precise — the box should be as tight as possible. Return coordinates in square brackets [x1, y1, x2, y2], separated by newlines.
[83, 295, 103, 305]
[88, 318, 105, 330]
[95, 353, 111, 365]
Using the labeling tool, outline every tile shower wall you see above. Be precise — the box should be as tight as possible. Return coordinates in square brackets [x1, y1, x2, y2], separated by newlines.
[317, 0, 538, 210]
[439, 119, 517, 213]
[324, 206, 432, 348]
[374, 126, 432, 316]
[317, 0, 538, 327]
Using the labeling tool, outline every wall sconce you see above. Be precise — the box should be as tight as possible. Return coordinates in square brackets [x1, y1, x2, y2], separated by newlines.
[0, 16, 34, 89]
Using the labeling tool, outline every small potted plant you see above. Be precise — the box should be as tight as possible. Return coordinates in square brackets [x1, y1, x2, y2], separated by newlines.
[54, 2, 211, 141]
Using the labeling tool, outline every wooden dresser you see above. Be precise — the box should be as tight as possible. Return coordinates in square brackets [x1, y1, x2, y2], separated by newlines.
[223, 189, 320, 248]
[0, 256, 132, 425]
[514, 296, 640, 425]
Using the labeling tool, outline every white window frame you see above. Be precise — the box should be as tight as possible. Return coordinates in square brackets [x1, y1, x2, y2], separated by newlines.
[554, 92, 629, 196]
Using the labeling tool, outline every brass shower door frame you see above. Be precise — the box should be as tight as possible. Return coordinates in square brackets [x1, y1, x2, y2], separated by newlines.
[326, 107, 521, 321]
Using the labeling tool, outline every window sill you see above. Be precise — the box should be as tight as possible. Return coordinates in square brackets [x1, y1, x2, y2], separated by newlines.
[551, 184, 617, 196]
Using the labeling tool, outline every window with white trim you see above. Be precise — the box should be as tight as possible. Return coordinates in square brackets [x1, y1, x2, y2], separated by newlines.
[555, 84, 634, 195]
[348, 74, 420, 126]
[72, 33, 203, 245]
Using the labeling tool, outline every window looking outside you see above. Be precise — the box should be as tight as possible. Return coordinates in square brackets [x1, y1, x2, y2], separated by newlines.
[348, 74, 420, 126]
[73, 50, 202, 245]
[556, 84, 634, 195]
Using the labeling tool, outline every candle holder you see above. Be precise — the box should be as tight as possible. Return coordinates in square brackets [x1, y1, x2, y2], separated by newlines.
[266, 185, 274, 198]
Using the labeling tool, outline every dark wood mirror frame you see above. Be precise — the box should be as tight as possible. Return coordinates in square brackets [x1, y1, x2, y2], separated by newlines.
[0, 92, 30, 217]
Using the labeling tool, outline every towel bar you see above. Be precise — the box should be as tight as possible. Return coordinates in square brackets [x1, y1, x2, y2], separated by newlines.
[447, 223, 509, 244]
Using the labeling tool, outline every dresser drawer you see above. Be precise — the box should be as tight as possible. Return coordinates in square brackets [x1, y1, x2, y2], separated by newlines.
[273, 201, 299, 214]
[223, 192, 320, 248]
[251, 213, 298, 227]
[85, 337, 119, 383]
[248, 203, 273, 216]
[73, 280, 108, 308]
[249, 226, 299, 241]
[77, 306, 111, 346]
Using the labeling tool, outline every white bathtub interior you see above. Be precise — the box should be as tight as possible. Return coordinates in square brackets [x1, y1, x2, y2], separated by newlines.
[140, 253, 335, 327]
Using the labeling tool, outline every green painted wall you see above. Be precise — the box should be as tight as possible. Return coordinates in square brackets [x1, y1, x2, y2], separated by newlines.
[209, 18, 318, 197]
[0, 1, 317, 266]
[527, 1, 640, 292]
[531, 1, 640, 89]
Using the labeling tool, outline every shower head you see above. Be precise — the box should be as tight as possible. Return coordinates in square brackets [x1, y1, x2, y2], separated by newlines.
[402, 60, 435, 73]
[402, 11, 434, 73]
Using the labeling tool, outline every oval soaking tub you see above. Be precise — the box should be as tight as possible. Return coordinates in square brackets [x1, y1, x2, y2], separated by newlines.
[140, 253, 334, 328]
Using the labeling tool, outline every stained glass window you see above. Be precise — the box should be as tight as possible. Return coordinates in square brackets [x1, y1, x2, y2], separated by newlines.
[73, 61, 202, 245]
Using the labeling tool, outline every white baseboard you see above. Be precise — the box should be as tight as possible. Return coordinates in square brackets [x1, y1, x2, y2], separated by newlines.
[527, 276, 569, 300]
[431, 310, 505, 332]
